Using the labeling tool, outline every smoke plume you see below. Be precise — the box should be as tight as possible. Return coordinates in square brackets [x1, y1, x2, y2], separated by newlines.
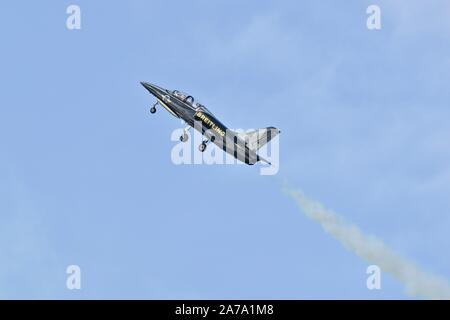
[285, 188, 450, 299]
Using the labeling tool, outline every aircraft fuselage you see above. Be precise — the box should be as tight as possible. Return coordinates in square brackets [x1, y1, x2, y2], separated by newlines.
[141, 82, 266, 165]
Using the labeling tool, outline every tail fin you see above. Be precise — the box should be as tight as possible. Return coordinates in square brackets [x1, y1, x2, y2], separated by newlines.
[237, 127, 280, 151]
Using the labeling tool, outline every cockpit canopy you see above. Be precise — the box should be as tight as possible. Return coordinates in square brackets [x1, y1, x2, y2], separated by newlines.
[172, 90, 192, 103]
[172, 90, 212, 114]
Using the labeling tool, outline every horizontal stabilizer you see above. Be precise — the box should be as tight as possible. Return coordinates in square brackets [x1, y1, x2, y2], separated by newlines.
[237, 127, 280, 151]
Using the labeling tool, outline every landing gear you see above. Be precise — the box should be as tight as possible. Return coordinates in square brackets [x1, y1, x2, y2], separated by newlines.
[180, 125, 190, 142]
[150, 102, 157, 114]
[199, 142, 207, 152]
[198, 135, 215, 152]
[180, 132, 189, 142]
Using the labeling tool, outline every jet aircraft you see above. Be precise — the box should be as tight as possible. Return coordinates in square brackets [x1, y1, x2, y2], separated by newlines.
[141, 82, 280, 165]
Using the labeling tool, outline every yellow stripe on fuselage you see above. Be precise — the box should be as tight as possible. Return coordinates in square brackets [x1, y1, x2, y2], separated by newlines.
[157, 98, 179, 118]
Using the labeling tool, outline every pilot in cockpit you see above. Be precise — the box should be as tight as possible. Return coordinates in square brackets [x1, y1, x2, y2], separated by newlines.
[173, 90, 193, 103]
[173, 90, 211, 113]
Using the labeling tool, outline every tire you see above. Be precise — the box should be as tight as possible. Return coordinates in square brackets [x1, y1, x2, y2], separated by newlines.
[180, 133, 188, 142]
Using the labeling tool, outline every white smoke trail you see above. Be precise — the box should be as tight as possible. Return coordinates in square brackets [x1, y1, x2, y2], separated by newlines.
[285, 188, 450, 300]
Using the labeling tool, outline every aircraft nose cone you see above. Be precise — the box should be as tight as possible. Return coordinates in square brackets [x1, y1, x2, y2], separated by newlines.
[140, 81, 152, 90]
[140, 81, 166, 96]
[140, 82, 159, 96]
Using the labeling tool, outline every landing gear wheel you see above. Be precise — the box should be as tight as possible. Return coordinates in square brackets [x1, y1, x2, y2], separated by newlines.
[180, 133, 189, 142]
[199, 143, 207, 152]
[150, 106, 156, 114]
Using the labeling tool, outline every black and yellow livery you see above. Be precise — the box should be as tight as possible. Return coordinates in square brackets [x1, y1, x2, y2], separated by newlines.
[141, 82, 280, 165]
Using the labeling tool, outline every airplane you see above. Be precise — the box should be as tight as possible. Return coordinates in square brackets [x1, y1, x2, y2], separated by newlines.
[140, 82, 280, 165]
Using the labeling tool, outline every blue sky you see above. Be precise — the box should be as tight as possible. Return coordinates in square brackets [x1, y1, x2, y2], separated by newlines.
[1, 0, 450, 299]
